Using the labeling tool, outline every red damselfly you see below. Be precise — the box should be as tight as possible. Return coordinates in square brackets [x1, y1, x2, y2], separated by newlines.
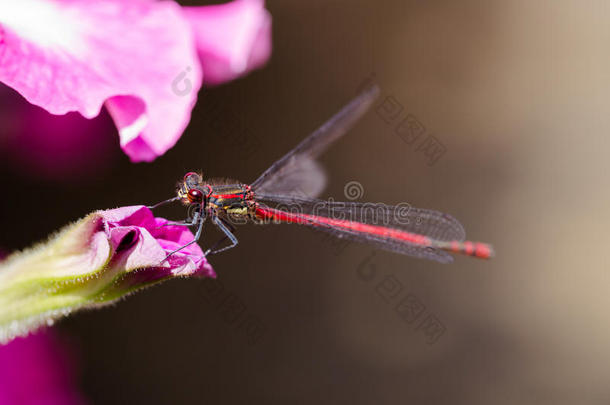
[149, 86, 494, 263]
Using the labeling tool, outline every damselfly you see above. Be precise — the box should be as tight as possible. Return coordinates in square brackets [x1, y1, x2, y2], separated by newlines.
[149, 86, 494, 263]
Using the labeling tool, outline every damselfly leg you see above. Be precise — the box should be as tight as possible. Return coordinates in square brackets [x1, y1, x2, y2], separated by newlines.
[157, 208, 202, 228]
[205, 215, 239, 256]
[164, 207, 206, 260]
[147, 196, 180, 210]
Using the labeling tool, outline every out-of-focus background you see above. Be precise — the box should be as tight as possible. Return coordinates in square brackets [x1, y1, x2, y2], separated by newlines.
[1, 0, 609, 403]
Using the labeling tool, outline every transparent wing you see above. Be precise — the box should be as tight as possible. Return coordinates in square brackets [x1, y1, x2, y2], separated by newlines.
[251, 85, 380, 199]
[255, 196, 466, 263]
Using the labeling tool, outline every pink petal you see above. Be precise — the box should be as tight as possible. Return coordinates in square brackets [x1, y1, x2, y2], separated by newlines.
[0, 331, 86, 405]
[183, 0, 272, 85]
[0, 0, 202, 162]
[99, 205, 215, 278]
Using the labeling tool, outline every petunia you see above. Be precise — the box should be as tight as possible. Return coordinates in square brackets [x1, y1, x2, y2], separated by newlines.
[0, 330, 88, 404]
[0, 206, 214, 345]
[183, 0, 272, 85]
[0, 0, 272, 163]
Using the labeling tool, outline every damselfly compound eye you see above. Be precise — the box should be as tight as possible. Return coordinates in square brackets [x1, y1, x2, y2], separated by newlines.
[183, 172, 198, 182]
[183, 172, 202, 190]
[187, 188, 203, 203]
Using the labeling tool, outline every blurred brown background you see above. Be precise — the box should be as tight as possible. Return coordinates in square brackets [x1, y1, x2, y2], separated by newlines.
[1, 0, 609, 403]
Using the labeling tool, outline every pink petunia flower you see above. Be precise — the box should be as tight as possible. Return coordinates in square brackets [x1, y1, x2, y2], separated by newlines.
[0, 206, 214, 345]
[0, 331, 87, 405]
[184, 0, 272, 85]
[0, 0, 271, 162]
